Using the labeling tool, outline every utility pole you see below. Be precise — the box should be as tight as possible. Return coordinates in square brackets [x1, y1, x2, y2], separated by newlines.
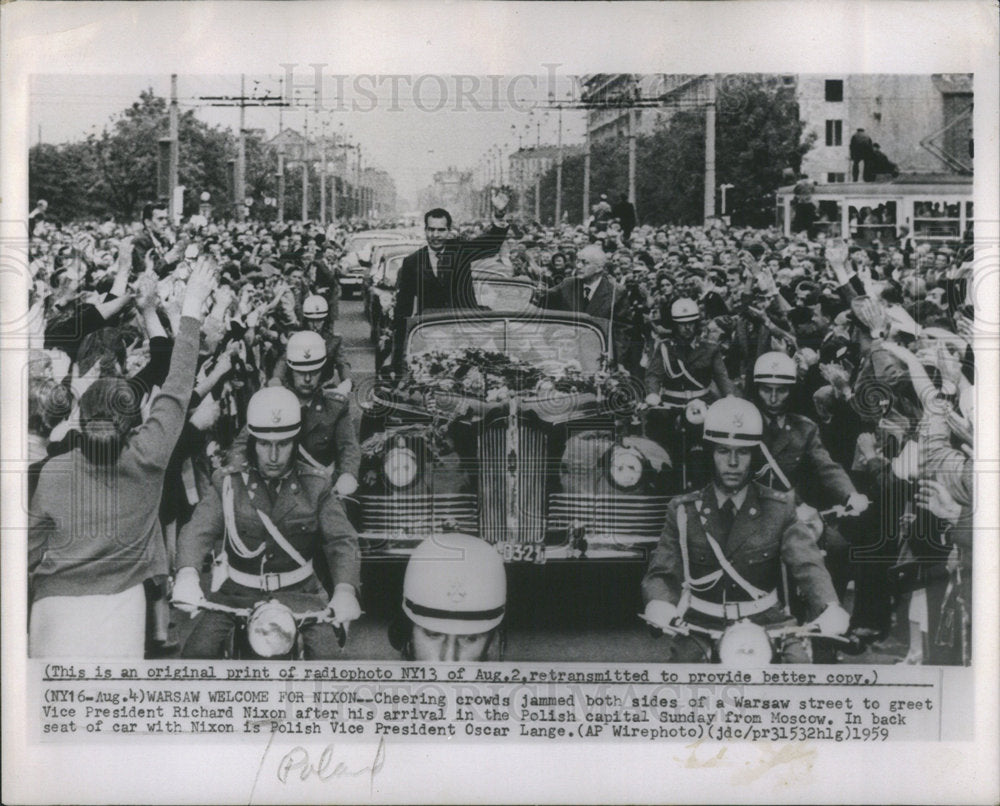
[235, 74, 247, 223]
[355, 146, 363, 218]
[555, 99, 563, 225]
[319, 119, 327, 225]
[627, 76, 638, 210]
[534, 174, 541, 222]
[195, 78, 286, 222]
[703, 74, 717, 223]
[276, 76, 285, 224]
[583, 119, 591, 224]
[169, 74, 180, 224]
[301, 111, 309, 223]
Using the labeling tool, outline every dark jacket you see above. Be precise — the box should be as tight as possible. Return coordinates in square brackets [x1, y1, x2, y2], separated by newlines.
[642, 481, 837, 619]
[392, 225, 508, 372]
[29, 316, 201, 600]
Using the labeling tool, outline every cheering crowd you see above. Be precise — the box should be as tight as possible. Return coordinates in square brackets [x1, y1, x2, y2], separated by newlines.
[25, 196, 976, 664]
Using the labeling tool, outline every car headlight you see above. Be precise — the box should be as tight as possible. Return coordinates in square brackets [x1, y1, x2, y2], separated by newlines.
[717, 620, 773, 667]
[247, 601, 297, 657]
[608, 446, 644, 489]
[384, 446, 418, 488]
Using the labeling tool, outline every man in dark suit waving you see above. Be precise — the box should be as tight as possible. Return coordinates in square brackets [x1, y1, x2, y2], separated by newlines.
[391, 191, 510, 374]
[533, 243, 630, 366]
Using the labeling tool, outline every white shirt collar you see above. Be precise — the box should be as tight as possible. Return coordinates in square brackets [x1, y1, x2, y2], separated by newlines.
[583, 276, 602, 294]
[713, 485, 748, 512]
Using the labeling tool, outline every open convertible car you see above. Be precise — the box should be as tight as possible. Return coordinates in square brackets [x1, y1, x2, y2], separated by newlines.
[353, 309, 676, 563]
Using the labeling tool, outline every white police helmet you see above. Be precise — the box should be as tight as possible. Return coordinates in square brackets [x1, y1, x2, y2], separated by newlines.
[753, 351, 797, 385]
[302, 294, 329, 320]
[703, 397, 763, 448]
[670, 297, 700, 323]
[286, 330, 327, 372]
[246, 386, 301, 440]
[402, 534, 506, 635]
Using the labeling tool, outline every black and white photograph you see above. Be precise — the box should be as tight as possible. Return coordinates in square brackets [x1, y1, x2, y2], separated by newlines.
[3, 2, 998, 804]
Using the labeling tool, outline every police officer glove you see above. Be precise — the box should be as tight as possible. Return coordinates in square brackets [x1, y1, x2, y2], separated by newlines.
[645, 392, 662, 406]
[845, 492, 870, 515]
[172, 567, 205, 614]
[812, 603, 850, 635]
[334, 473, 358, 497]
[329, 584, 362, 625]
[643, 599, 679, 632]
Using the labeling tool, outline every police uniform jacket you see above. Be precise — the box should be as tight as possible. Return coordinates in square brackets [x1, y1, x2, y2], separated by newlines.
[176, 460, 361, 591]
[232, 385, 361, 479]
[641, 482, 836, 620]
[760, 412, 855, 507]
[644, 335, 735, 399]
[299, 387, 361, 477]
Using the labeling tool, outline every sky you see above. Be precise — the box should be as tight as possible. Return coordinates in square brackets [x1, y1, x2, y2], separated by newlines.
[29, 72, 587, 208]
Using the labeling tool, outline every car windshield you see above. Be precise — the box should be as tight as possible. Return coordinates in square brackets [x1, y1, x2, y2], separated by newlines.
[408, 319, 606, 373]
[473, 280, 535, 313]
[347, 235, 406, 261]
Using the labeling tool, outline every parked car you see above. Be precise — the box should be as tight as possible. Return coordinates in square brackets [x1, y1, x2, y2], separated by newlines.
[338, 231, 410, 299]
[363, 241, 422, 321]
[353, 310, 673, 564]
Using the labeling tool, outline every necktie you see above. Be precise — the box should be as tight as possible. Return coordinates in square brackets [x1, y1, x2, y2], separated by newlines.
[719, 498, 736, 539]
[268, 479, 281, 502]
[583, 285, 592, 302]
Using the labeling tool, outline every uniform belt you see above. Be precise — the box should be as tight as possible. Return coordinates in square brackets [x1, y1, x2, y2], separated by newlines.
[660, 387, 709, 401]
[688, 590, 778, 619]
[227, 561, 314, 592]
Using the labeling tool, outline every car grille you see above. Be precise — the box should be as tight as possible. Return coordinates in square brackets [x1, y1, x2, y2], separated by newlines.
[478, 420, 549, 544]
[547, 493, 671, 542]
[357, 493, 478, 536]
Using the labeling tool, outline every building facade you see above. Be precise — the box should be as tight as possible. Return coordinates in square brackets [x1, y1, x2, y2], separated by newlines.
[796, 74, 973, 183]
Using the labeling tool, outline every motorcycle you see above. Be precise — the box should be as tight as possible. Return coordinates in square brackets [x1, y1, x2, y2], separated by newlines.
[176, 598, 348, 659]
[639, 611, 850, 665]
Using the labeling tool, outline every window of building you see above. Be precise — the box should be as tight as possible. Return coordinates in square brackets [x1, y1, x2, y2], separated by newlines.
[826, 172, 846, 183]
[825, 120, 843, 146]
[825, 79, 844, 102]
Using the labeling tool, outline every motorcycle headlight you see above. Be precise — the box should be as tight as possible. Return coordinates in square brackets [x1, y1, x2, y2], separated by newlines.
[717, 620, 773, 667]
[608, 446, 644, 489]
[685, 399, 707, 425]
[384, 446, 418, 488]
[247, 601, 297, 657]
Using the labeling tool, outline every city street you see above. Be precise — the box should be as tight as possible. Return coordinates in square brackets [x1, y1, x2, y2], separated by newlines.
[165, 297, 906, 664]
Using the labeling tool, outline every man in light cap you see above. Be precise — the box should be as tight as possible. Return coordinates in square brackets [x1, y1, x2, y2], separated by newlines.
[752, 351, 868, 515]
[389, 534, 507, 662]
[174, 386, 362, 659]
[265, 330, 360, 496]
[272, 294, 350, 386]
[642, 397, 849, 662]
[645, 297, 735, 407]
[534, 243, 629, 365]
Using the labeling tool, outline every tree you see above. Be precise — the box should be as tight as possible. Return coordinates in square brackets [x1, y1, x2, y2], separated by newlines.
[533, 74, 814, 228]
[33, 88, 275, 222]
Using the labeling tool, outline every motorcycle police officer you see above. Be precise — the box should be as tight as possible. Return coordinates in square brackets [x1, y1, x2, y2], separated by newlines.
[300, 294, 350, 385]
[272, 330, 361, 498]
[388, 534, 507, 662]
[641, 397, 850, 662]
[752, 351, 869, 513]
[173, 387, 362, 659]
[645, 298, 736, 406]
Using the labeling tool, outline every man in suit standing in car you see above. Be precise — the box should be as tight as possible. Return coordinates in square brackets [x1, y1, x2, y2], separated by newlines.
[533, 243, 630, 367]
[391, 191, 510, 375]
